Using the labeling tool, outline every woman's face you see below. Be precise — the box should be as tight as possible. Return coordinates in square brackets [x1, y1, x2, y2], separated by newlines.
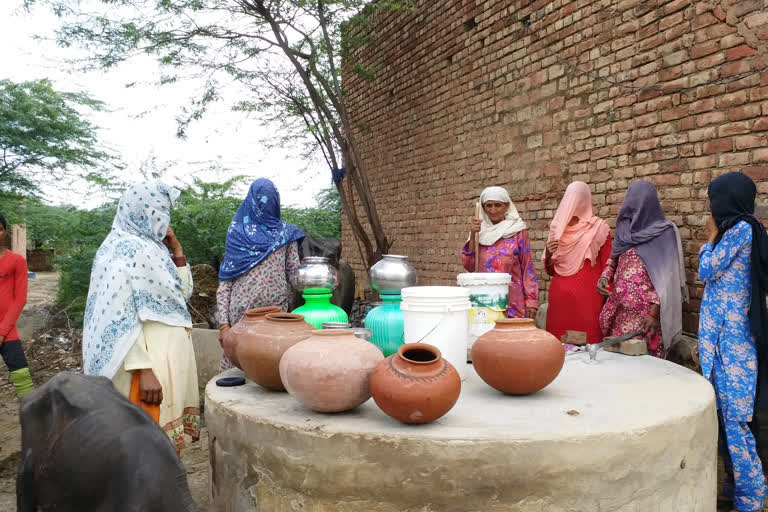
[0, 224, 6, 245]
[483, 201, 510, 224]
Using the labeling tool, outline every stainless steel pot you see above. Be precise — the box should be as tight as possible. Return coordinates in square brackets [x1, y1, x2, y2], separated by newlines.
[369, 255, 416, 295]
[291, 256, 338, 291]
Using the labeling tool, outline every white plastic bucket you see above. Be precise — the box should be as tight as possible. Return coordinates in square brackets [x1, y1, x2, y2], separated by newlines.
[457, 273, 511, 360]
[400, 286, 471, 380]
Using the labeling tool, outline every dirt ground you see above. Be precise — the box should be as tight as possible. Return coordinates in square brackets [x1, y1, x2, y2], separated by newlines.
[0, 272, 211, 511]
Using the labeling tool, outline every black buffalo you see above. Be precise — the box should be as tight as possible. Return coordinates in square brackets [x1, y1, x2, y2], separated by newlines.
[17, 372, 196, 512]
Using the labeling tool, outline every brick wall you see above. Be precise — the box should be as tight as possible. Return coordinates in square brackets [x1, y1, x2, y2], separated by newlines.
[342, 0, 768, 334]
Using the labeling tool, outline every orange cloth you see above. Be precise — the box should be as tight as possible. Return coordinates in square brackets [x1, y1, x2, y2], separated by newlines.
[129, 372, 160, 424]
[544, 181, 610, 277]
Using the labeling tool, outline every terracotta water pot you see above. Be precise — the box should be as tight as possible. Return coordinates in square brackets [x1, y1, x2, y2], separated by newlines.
[235, 312, 313, 391]
[224, 306, 282, 369]
[369, 343, 461, 424]
[279, 329, 384, 412]
[471, 318, 564, 394]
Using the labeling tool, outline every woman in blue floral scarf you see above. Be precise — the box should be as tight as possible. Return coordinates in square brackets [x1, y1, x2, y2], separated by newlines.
[217, 178, 305, 370]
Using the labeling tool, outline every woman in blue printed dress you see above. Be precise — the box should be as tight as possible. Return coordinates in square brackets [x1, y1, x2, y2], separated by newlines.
[699, 172, 768, 512]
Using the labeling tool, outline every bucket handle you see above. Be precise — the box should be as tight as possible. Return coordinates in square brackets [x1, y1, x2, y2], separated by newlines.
[402, 315, 445, 344]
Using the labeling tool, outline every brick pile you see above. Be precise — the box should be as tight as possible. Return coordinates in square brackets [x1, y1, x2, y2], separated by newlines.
[342, 0, 768, 333]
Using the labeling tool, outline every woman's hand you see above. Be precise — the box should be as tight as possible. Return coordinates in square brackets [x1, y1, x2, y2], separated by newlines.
[705, 215, 718, 245]
[162, 227, 184, 257]
[525, 308, 538, 320]
[545, 240, 559, 259]
[641, 304, 661, 337]
[470, 219, 482, 234]
[641, 315, 660, 337]
[138, 368, 163, 405]
[597, 277, 611, 297]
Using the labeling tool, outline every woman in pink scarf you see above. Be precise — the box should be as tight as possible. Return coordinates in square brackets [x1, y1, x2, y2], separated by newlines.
[543, 182, 612, 343]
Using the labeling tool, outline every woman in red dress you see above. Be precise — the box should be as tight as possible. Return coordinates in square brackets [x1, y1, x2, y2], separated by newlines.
[543, 182, 611, 344]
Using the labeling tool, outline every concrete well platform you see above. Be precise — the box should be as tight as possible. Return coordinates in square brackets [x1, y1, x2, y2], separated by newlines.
[206, 351, 717, 512]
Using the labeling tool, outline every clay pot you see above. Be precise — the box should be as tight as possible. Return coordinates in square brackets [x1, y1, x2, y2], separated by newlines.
[369, 343, 461, 424]
[471, 318, 564, 394]
[235, 312, 314, 391]
[279, 329, 383, 412]
[224, 306, 282, 369]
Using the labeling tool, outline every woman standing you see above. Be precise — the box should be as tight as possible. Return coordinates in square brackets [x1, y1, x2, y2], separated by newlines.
[461, 186, 538, 319]
[597, 181, 687, 358]
[0, 214, 34, 397]
[217, 178, 305, 370]
[543, 182, 611, 344]
[83, 183, 200, 453]
[699, 172, 768, 512]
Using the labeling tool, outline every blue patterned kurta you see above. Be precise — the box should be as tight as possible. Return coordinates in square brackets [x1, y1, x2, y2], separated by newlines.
[699, 221, 758, 421]
[699, 220, 766, 511]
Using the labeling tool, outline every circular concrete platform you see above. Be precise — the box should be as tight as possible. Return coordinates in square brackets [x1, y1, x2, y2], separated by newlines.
[206, 351, 717, 512]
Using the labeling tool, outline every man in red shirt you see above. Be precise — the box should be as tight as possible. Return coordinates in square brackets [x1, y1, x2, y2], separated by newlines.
[0, 214, 33, 397]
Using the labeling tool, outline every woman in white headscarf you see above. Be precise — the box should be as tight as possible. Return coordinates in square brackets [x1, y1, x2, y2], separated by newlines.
[83, 182, 200, 453]
[461, 186, 538, 318]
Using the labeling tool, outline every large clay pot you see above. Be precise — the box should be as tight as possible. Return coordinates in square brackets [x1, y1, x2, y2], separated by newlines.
[471, 318, 565, 394]
[224, 306, 282, 369]
[235, 312, 314, 391]
[279, 329, 383, 412]
[369, 343, 461, 424]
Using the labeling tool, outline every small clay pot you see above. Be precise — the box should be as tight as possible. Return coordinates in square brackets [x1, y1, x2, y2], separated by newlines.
[224, 306, 282, 369]
[235, 312, 314, 391]
[279, 329, 383, 412]
[471, 318, 564, 395]
[369, 343, 461, 424]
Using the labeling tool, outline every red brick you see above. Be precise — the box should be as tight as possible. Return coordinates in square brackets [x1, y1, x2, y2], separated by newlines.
[716, 90, 749, 109]
[713, 5, 726, 21]
[688, 127, 717, 142]
[702, 138, 733, 154]
[743, 166, 768, 180]
[692, 12, 717, 29]
[721, 60, 752, 78]
[636, 138, 660, 151]
[718, 122, 751, 136]
[691, 41, 719, 59]
[745, 12, 768, 29]
[635, 112, 659, 127]
[729, 104, 762, 121]
[753, 148, 768, 163]
[652, 174, 681, 186]
[697, 111, 726, 126]
[720, 152, 750, 166]
[735, 134, 768, 150]
[752, 118, 768, 131]
[681, 116, 696, 130]
[727, 45, 758, 61]
[696, 51, 726, 70]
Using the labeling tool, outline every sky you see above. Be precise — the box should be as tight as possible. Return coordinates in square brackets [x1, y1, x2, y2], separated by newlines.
[0, 1, 329, 208]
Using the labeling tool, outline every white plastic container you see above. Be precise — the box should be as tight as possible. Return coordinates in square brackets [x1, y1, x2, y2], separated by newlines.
[400, 286, 471, 380]
[457, 273, 511, 360]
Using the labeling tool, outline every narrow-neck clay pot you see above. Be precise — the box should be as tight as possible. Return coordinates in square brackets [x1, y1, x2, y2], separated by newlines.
[235, 312, 313, 391]
[369, 343, 461, 424]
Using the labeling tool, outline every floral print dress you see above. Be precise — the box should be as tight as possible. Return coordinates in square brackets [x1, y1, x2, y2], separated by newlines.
[217, 242, 301, 370]
[461, 230, 538, 318]
[598, 248, 663, 357]
[699, 220, 766, 511]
